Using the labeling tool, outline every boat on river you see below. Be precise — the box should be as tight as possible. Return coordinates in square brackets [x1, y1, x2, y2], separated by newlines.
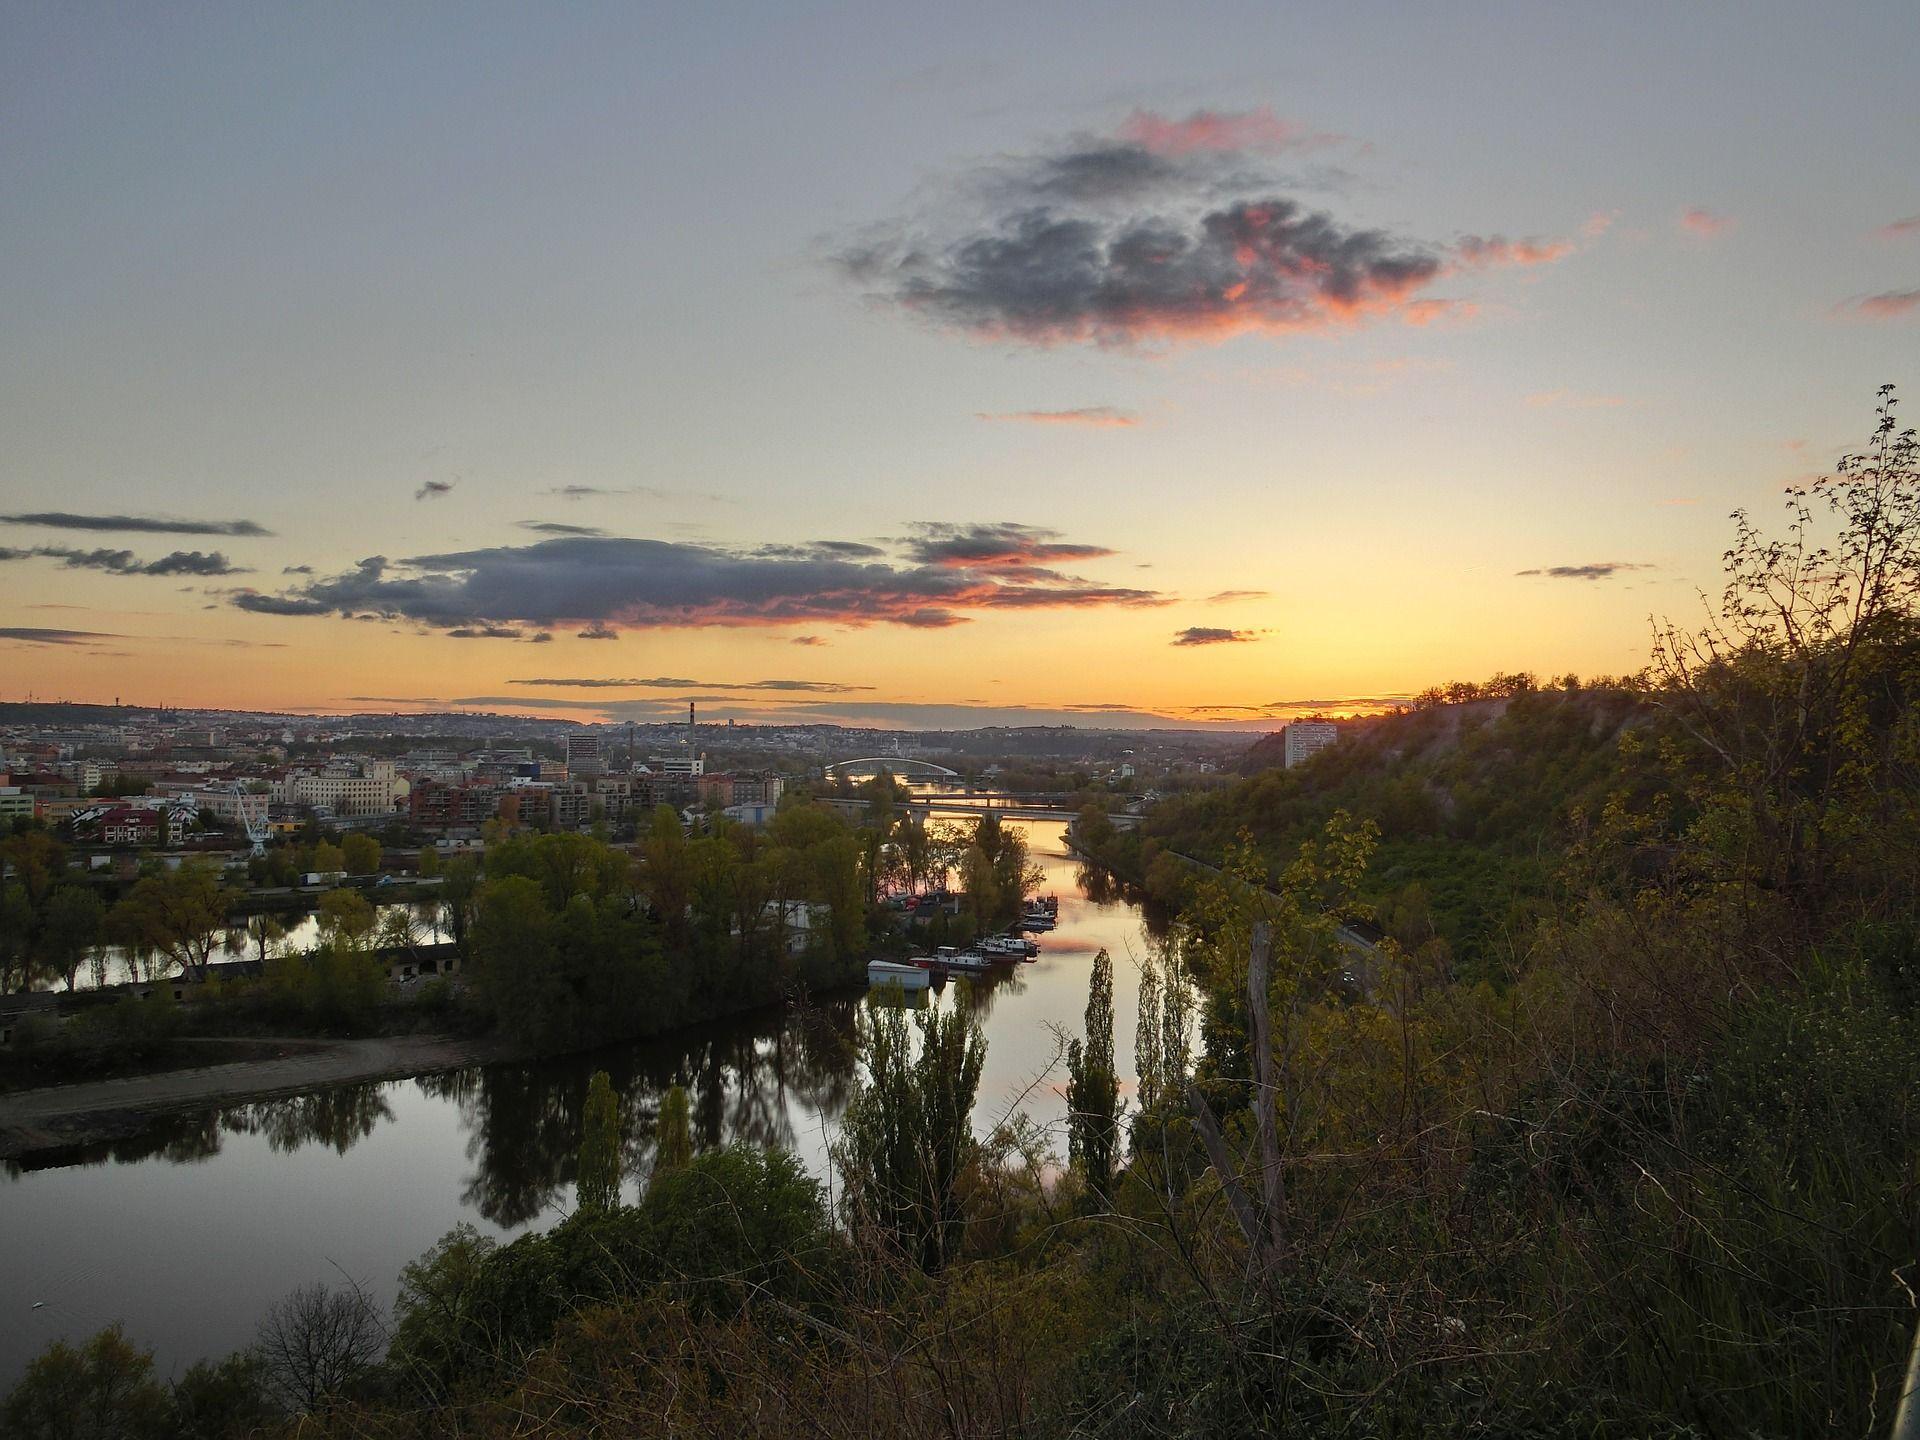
[977, 934, 1037, 959]
[914, 946, 998, 975]
[867, 959, 932, 991]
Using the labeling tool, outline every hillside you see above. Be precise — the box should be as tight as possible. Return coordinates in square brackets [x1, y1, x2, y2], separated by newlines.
[1093, 685, 1673, 977]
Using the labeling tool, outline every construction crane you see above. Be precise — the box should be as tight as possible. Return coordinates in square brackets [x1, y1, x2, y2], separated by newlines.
[217, 782, 271, 857]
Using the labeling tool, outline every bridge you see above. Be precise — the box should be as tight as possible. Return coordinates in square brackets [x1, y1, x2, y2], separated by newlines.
[824, 756, 959, 779]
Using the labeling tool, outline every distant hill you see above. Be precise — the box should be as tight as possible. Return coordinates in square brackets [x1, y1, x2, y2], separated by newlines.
[1134, 686, 1671, 977]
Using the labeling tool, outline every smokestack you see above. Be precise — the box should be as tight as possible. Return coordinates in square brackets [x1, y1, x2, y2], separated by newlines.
[688, 700, 695, 743]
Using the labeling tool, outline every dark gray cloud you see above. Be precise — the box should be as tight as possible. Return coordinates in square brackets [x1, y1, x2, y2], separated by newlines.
[1172, 626, 1260, 646]
[510, 676, 874, 694]
[282, 564, 315, 575]
[577, 622, 619, 640]
[0, 626, 121, 645]
[1515, 562, 1651, 581]
[749, 540, 888, 561]
[899, 521, 1111, 570]
[224, 531, 1165, 633]
[838, 113, 1570, 348]
[446, 625, 523, 639]
[0, 512, 271, 537]
[231, 592, 333, 615]
[519, 521, 608, 537]
[415, 480, 456, 501]
[0, 546, 247, 577]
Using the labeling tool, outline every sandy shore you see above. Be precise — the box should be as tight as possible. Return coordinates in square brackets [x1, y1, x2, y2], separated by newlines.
[0, 1034, 511, 1161]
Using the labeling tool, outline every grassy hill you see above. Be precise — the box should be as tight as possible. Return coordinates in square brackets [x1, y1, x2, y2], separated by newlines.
[1097, 685, 1675, 977]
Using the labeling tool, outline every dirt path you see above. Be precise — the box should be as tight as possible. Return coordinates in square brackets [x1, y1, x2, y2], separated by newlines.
[0, 1034, 511, 1160]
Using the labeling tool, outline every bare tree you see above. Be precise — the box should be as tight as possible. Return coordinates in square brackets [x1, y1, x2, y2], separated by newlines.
[253, 1281, 385, 1414]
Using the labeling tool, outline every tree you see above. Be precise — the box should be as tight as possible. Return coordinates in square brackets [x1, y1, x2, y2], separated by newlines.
[242, 911, 286, 967]
[0, 1324, 171, 1440]
[308, 839, 345, 875]
[654, 1083, 693, 1181]
[253, 1282, 384, 1414]
[1066, 948, 1120, 1205]
[1652, 385, 1918, 928]
[835, 1000, 987, 1270]
[168, 1351, 278, 1438]
[316, 889, 376, 950]
[41, 886, 105, 992]
[340, 833, 381, 876]
[576, 1069, 623, 1211]
[439, 855, 482, 960]
[108, 861, 233, 981]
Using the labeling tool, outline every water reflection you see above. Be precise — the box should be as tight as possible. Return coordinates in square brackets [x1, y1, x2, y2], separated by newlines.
[423, 999, 860, 1225]
[7, 1000, 862, 1228]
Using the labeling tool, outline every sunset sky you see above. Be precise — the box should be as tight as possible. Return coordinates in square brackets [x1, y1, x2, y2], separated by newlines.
[2, 2, 1915, 729]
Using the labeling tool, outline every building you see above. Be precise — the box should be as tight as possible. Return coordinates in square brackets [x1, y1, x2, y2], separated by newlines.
[0, 787, 35, 824]
[280, 758, 398, 817]
[730, 772, 785, 807]
[97, 806, 162, 846]
[1282, 721, 1340, 769]
[409, 779, 503, 832]
[565, 732, 605, 778]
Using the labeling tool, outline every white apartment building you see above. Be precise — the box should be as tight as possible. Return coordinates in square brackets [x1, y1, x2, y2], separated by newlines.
[0, 787, 35, 823]
[280, 758, 398, 816]
[1283, 721, 1340, 770]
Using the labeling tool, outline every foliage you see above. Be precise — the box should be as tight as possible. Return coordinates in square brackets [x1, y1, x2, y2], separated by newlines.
[0, 1323, 172, 1440]
[653, 1082, 692, 1180]
[575, 1069, 623, 1211]
[106, 861, 235, 982]
[835, 998, 987, 1271]
[1065, 947, 1119, 1205]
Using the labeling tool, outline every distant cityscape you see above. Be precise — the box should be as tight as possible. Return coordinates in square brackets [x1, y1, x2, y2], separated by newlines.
[0, 701, 1337, 857]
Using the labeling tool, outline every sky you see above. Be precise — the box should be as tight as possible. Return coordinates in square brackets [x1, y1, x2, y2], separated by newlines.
[1, 2, 1915, 730]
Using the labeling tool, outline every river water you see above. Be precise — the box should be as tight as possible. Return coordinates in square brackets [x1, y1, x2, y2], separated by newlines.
[0, 815, 1162, 1384]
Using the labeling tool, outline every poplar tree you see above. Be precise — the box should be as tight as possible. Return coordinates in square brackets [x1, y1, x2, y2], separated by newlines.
[1066, 948, 1120, 1205]
[575, 1070, 622, 1212]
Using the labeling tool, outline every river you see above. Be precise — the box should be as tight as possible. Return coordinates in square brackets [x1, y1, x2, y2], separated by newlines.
[0, 815, 1162, 1384]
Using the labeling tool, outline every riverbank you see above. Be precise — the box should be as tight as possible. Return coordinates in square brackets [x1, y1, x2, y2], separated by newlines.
[0, 1032, 513, 1161]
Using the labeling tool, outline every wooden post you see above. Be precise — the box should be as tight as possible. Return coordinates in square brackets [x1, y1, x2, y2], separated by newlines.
[1185, 1081, 1262, 1254]
[1247, 920, 1287, 1264]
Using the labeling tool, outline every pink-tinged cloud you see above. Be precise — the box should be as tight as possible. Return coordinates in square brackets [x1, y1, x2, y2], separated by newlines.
[1581, 211, 1618, 239]
[1456, 235, 1577, 268]
[1843, 289, 1920, 320]
[975, 406, 1138, 428]
[1875, 216, 1920, 239]
[1117, 106, 1342, 156]
[1679, 207, 1734, 238]
[231, 530, 1169, 633]
[841, 115, 1582, 350]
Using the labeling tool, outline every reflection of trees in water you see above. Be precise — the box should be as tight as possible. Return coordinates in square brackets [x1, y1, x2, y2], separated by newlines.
[418, 1001, 862, 1229]
[223, 1085, 396, 1155]
[1073, 862, 1172, 939]
[943, 969, 1025, 1026]
[3, 1085, 397, 1178]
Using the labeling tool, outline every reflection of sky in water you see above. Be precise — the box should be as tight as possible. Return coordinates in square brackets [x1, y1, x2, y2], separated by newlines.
[0, 818, 1154, 1384]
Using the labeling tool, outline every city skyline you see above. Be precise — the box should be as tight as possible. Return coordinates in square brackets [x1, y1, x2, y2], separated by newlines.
[3, 3, 1915, 728]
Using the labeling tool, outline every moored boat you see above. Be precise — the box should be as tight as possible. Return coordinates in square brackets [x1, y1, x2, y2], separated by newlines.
[868, 959, 931, 991]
